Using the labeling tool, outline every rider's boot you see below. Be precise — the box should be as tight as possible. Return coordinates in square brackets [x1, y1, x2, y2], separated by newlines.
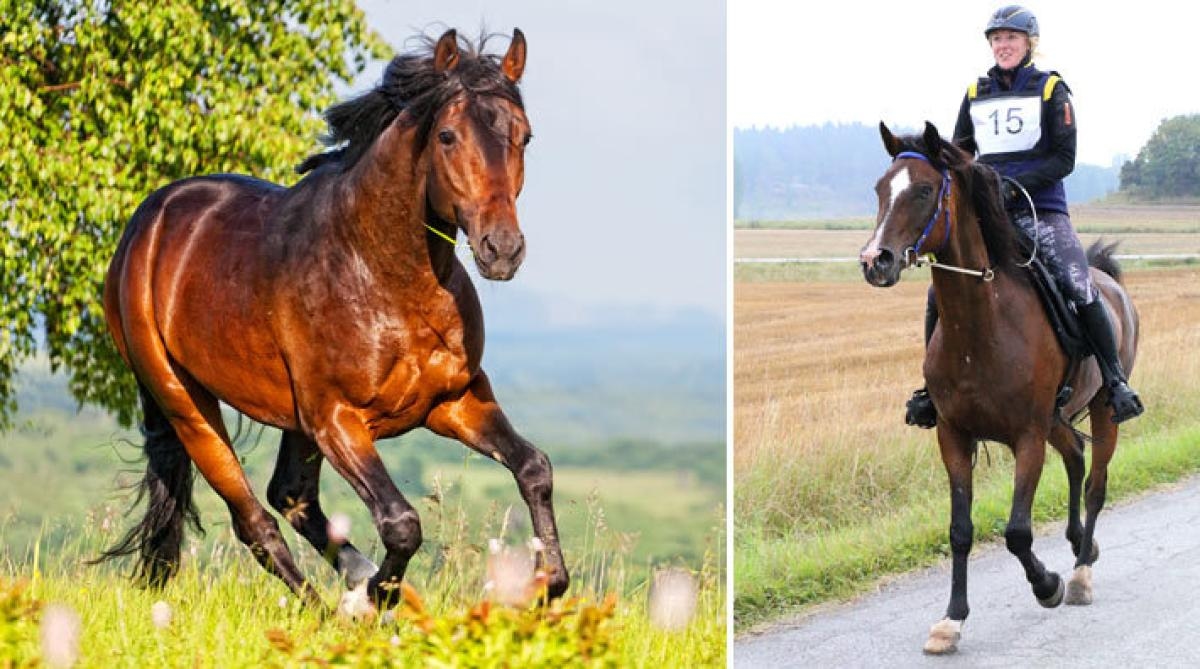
[1077, 299, 1144, 423]
[906, 293, 939, 428]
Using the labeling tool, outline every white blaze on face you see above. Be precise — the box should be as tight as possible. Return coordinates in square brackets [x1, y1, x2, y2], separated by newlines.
[862, 165, 912, 265]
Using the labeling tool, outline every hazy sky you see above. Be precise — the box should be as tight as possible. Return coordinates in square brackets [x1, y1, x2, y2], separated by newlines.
[730, 1, 1200, 167]
[346, 0, 726, 319]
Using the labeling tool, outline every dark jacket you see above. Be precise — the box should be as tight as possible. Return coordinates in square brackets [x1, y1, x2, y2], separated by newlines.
[952, 61, 1076, 215]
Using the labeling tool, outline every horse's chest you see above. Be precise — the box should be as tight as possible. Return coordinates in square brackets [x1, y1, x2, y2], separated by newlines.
[372, 320, 475, 416]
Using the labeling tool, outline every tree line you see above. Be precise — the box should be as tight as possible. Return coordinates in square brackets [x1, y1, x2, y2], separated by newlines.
[1119, 114, 1200, 199]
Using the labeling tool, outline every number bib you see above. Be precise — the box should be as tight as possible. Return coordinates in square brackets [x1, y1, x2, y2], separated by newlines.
[970, 94, 1042, 156]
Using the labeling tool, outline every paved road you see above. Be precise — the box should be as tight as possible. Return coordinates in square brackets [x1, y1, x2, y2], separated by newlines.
[735, 476, 1200, 668]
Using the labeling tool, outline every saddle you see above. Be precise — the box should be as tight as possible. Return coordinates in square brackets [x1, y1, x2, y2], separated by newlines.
[1012, 225, 1094, 412]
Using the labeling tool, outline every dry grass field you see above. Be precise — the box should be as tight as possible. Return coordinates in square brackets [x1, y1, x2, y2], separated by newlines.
[735, 229, 1200, 259]
[735, 265, 1200, 515]
[735, 205, 1200, 258]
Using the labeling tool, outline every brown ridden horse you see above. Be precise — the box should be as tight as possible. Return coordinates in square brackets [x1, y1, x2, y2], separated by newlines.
[860, 123, 1139, 654]
[98, 28, 569, 609]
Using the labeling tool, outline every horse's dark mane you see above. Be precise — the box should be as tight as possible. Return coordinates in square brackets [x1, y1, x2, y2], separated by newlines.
[296, 31, 523, 174]
[893, 133, 1022, 271]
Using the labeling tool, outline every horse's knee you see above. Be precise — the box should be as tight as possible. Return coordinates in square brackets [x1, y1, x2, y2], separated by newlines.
[516, 448, 554, 501]
[1005, 524, 1033, 555]
[378, 509, 422, 556]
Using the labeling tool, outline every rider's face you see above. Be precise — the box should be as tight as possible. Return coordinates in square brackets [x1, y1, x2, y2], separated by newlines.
[989, 29, 1029, 70]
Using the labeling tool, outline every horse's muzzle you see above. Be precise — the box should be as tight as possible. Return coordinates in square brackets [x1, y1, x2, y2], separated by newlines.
[474, 229, 525, 281]
[860, 247, 900, 287]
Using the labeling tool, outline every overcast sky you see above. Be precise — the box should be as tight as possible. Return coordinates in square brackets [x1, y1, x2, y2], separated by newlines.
[730, 1, 1200, 167]
[348, 0, 726, 320]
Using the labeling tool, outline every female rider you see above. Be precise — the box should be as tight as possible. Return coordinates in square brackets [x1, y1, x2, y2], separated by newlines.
[906, 5, 1144, 427]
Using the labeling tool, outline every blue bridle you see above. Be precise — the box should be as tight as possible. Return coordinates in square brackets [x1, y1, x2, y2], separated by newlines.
[893, 151, 951, 257]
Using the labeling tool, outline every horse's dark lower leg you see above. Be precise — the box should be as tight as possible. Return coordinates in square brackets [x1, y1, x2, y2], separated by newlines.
[267, 431, 377, 586]
[94, 385, 202, 588]
[938, 428, 974, 622]
[1078, 415, 1117, 569]
[309, 416, 421, 607]
[925, 426, 975, 655]
[1049, 424, 1087, 559]
[426, 372, 569, 599]
[1006, 437, 1062, 606]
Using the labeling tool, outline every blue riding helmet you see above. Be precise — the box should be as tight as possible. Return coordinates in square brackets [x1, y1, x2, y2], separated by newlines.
[985, 5, 1039, 38]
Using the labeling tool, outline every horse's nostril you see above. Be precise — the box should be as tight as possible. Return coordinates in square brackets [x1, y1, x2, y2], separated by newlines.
[876, 249, 895, 270]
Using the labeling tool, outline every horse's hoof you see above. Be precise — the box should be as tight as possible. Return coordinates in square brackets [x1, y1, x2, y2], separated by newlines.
[336, 582, 378, 622]
[1065, 565, 1093, 606]
[1036, 572, 1064, 608]
[923, 618, 962, 655]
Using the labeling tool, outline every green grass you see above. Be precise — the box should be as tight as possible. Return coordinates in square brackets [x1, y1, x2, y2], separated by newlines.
[0, 378, 727, 663]
[734, 420, 1200, 630]
[0, 493, 727, 667]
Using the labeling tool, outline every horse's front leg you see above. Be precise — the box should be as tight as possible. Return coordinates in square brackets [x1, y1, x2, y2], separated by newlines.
[1007, 432, 1064, 608]
[925, 423, 975, 655]
[426, 371, 569, 599]
[307, 408, 423, 610]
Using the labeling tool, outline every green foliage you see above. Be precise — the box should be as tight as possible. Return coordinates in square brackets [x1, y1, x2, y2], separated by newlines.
[0, 0, 390, 428]
[263, 586, 621, 667]
[0, 580, 41, 667]
[1120, 114, 1200, 198]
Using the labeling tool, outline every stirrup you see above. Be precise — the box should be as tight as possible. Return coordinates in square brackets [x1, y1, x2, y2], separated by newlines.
[1107, 380, 1144, 424]
[906, 388, 937, 429]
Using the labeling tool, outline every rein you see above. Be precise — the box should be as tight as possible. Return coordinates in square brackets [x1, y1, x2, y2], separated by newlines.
[894, 151, 995, 282]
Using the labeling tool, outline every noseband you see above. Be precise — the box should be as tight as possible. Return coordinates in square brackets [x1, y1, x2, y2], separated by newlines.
[893, 151, 994, 282]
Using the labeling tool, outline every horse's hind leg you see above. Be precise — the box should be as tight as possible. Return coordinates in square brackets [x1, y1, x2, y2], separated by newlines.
[267, 430, 378, 586]
[1006, 432, 1064, 608]
[1066, 406, 1119, 605]
[150, 375, 321, 607]
[1048, 423, 1092, 562]
[426, 372, 570, 600]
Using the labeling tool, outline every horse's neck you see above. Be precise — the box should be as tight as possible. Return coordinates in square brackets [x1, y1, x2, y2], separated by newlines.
[337, 121, 457, 283]
[930, 208, 1006, 340]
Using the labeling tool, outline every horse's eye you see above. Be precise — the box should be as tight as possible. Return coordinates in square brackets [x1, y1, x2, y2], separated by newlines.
[438, 129, 456, 146]
[522, 133, 533, 148]
[916, 185, 934, 199]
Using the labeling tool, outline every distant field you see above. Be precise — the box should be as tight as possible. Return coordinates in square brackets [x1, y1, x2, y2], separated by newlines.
[734, 264, 1200, 627]
[734, 202, 1200, 234]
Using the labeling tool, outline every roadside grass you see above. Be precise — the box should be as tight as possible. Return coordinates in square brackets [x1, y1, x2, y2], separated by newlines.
[0, 479, 727, 666]
[733, 264, 1200, 631]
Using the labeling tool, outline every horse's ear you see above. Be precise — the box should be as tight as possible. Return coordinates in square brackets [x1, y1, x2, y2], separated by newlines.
[923, 121, 942, 154]
[434, 29, 460, 73]
[502, 28, 527, 83]
[879, 121, 901, 157]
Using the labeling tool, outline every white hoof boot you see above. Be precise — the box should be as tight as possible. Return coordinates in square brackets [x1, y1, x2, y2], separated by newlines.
[923, 618, 962, 655]
[1065, 565, 1093, 606]
[336, 581, 377, 621]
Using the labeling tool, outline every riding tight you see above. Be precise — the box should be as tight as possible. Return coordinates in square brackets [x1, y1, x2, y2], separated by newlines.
[1012, 211, 1096, 306]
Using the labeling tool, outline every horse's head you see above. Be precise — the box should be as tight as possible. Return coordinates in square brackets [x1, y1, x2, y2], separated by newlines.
[424, 29, 530, 281]
[860, 122, 956, 287]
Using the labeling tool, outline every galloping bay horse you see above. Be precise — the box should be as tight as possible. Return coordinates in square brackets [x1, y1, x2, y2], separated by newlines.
[860, 122, 1139, 654]
[99, 28, 569, 609]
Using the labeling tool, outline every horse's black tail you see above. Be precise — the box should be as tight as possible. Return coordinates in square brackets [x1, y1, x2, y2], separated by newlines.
[1087, 239, 1123, 283]
[92, 384, 203, 587]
